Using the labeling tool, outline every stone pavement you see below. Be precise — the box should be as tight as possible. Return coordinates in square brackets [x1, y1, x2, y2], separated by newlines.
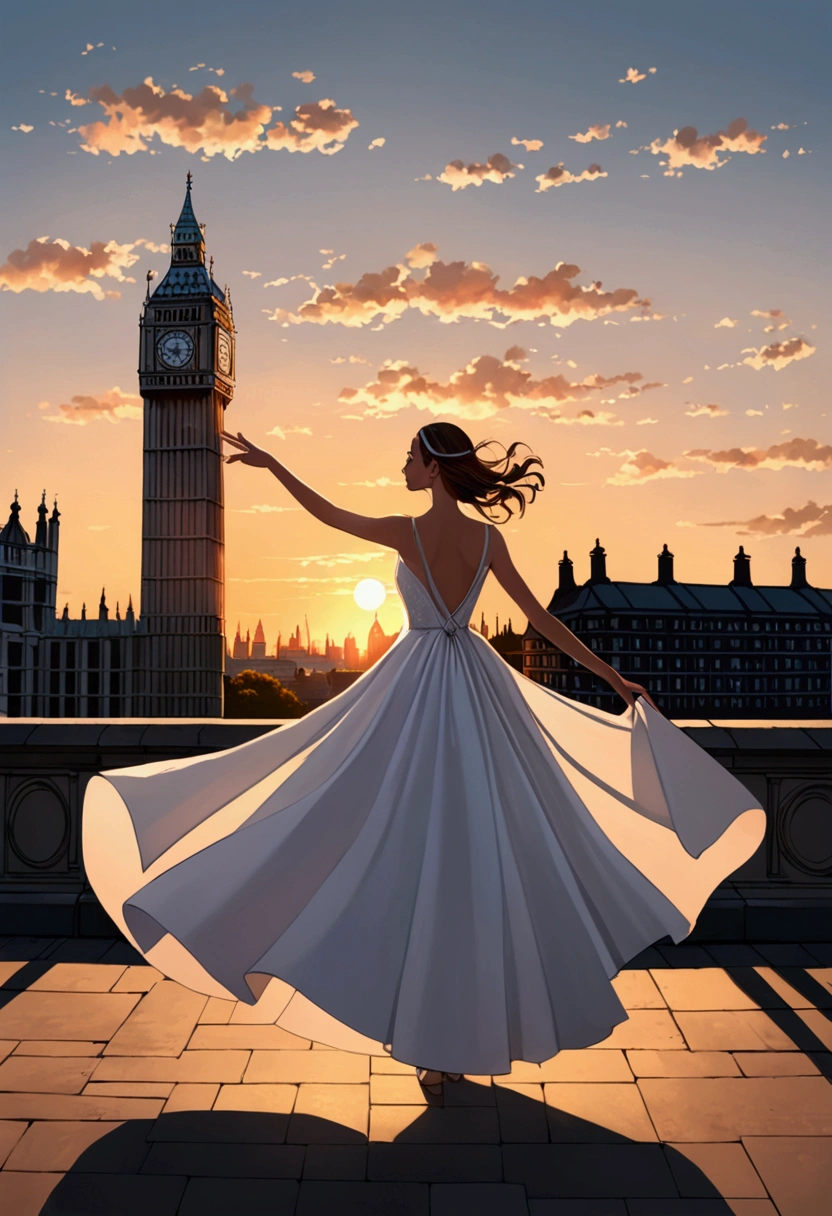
[0, 936, 831, 1215]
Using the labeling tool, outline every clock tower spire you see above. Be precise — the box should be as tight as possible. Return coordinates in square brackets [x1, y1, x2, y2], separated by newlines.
[136, 175, 236, 717]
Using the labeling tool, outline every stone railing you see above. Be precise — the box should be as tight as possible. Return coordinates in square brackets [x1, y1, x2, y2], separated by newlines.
[1, 719, 830, 941]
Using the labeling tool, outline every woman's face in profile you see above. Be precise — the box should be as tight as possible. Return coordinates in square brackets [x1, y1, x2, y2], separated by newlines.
[402, 436, 434, 491]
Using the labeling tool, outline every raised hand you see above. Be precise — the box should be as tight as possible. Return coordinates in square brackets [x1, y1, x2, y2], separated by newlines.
[611, 674, 661, 713]
[221, 431, 273, 469]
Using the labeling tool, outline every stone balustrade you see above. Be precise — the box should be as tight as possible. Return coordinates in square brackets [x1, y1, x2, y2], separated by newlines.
[1, 719, 830, 941]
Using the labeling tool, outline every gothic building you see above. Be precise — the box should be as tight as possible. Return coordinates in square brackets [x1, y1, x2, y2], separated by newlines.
[0, 177, 234, 718]
[523, 540, 832, 718]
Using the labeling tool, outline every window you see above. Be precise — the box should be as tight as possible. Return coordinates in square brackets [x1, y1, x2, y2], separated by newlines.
[8, 641, 22, 666]
[2, 575, 23, 600]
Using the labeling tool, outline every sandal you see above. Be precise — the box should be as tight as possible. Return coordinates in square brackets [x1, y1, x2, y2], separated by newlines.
[416, 1068, 445, 1095]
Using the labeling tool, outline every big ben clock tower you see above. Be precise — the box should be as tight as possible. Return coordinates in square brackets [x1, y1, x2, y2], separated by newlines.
[136, 174, 235, 716]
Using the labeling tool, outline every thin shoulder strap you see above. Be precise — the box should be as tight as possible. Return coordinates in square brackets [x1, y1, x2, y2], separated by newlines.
[411, 517, 448, 617]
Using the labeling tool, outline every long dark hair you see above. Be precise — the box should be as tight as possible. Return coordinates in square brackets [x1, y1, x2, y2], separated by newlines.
[417, 421, 544, 524]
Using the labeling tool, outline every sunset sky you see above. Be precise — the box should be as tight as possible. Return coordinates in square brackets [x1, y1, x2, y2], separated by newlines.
[2, 0, 829, 650]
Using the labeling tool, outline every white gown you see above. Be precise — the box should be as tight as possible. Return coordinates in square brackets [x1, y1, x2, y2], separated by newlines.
[82, 517, 766, 1076]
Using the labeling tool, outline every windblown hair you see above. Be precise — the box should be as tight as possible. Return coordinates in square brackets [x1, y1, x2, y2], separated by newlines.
[417, 421, 544, 524]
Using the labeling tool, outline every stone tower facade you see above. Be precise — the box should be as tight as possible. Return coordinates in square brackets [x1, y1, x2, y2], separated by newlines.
[135, 175, 235, 716]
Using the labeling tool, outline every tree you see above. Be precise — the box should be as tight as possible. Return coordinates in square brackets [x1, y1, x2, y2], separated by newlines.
[223, 670, 308, 718]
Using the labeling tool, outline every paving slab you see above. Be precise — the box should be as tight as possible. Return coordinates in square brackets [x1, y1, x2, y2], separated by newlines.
[179, 1176, 299, 1216]
[431, 1182, 530, 1215]
[538, 1051, 633, 1082]
[587, 1010, 686, 1051]
[188, 1023, 311, 1051]
[638, 1076, 832, 1140]
[296, 1180, 428, 1215]
[663, 1141, 768, 1198]
[141, 1139, 306, 1177]
[0, 1118, 26, 1167]
[0, 1171, 63, 1216]
[794, 1007, 832, 1051]
[649, 969, 759, 1011]
[39, 1171, 188, 1215]
[45, 939, 118, 963]
[494, 1082, 549, 1143]
[527, 1201, 627, 1215]
[753, 943, 819, 966]
[502, 1144, 678, 1199]
[609, 971, 667, 1009]
[288, 1082, 369, 1142]
[303, 1144, 368, 1179]
[0, 990, 139, 1041]
[215, 1083, 297, 1113]
[111, 965, 164, 993]
[370, 1073, 429, 1104]
[742, 1135, 832, 1216]
[147, 1108, 295, 1144]
[5, 1118, 154, 1172]
[627, 1051, 741, 1078]
[0, 1054, 99, 1093]
[197, 996, 236, 1024]
[0, 1041, 16, 1064]
[368, 1142, 502, 1181]
[370, 1104, 500, 1143]
[244, 1049, 369, 1084]
[543, 1082, 658, 1142]
[104, 980, 207, 1056]
[704, 946, 767, 967]
[28, 964, 127, 993]
[745, 966, 830, 1008]
[733, 1051, 821, 1076]
[675, 1009, 799, 1051]
[0, 1091, 166, 1120]
[91, 1050, 250, 1084]
[161, 1082, 219, 1112]
[82, 1081, 174, 1098]
[11, 1040, 105, 1057]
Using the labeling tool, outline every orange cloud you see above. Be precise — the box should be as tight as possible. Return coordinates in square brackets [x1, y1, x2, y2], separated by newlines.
[619, 66, 657, 83]
[337, 347, 658, 421]
[263, 248, 651, 329]
[74, 78, 357, 159]
[750, 307, 791, 333]
[436, 152, 522, 190]
[0, 235, 143, 299]
[589, 447, 700, 486]
[741, 336, 815, 371]
[714, 317, 738, 328]
[569, 124, 611, 143]
[701, 500, 832, 537]
[535, 163, 607, 192]
[685, 403, 730, 417]
[511, 136, 543, 151]
[649, 117, 766, 171]
[292, 70, 316, 83]
[368, 137, 385, 150]
[405, 242, 438, 269]
[40, 385, 142, 425]
[685, 437, 832, 473]
[265, 98, 358, 155]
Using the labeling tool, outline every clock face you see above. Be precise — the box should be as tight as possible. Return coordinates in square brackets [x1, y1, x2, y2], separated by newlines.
[156, 329, 194, 368]
[217, 330, 232, 375]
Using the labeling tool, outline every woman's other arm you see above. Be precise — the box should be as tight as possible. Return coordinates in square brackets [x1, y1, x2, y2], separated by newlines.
[488, 526, 659, 711]
[222, 432, 408, 549]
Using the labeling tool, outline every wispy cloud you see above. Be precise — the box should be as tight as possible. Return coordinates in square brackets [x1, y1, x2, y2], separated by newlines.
[292, 70, 316, 83]
[262, 245, 651, 330]
[368, 137, 385, 150]
[714, 317, 738, 328]
[39, 385, 142, 425]
[11, 123, 34, 133]
[619, 66, 657, 84]
[535, 163, 607, 192]
[647, 117, 766, 173]
[700, 500, 832, 537]
[750, 307, 791, 332]
[589, 447, 700, 486]
[685, 403, 730, 417]
[685, 436, 832, 473]
[73, 78, 358, 159]
[568, 124, 612, 143]
[741, 336, 815, 371]
[265, 425, 314, 439]
[511, 136, 543, 151]
[338, 347, 659, 421]
[437, 152, 522, 190]
[0, 235, 145, 299]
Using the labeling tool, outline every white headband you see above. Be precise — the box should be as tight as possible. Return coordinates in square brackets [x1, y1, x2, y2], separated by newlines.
[419, 428, 472, 458]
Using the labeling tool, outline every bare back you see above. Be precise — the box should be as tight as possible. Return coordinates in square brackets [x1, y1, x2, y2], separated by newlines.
[398, 514, 490, 617]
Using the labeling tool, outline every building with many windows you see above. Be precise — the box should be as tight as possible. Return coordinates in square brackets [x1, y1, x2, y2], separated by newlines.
[523, 540, 832, 718]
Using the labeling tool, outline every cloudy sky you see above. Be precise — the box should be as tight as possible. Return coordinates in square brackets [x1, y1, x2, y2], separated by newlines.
[2, 0, 829, 648]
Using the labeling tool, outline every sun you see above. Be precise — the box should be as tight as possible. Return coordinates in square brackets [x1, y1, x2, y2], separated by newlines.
[354, 579, 387, 611]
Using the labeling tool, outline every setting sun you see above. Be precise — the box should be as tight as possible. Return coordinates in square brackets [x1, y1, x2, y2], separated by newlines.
[354, 579, 387, 611]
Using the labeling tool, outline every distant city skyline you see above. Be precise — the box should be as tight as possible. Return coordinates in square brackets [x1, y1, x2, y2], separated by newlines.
[2, 0, 829, 646]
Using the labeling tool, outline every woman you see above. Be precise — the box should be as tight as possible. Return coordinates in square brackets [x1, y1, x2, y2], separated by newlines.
[82, 421, 765, 1097]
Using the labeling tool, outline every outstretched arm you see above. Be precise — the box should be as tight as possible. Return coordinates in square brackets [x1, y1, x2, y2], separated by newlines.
[488, 527, 659, 712]
[222, 431, 408, 549]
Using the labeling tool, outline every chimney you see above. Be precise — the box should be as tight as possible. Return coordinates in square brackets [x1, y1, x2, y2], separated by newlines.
[656, 543, 675, 585]
[790, 545, 809, 590]
[731, 545, 752, 587]
[557, 550, 577, 596]
[589, 538, 610, 584]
